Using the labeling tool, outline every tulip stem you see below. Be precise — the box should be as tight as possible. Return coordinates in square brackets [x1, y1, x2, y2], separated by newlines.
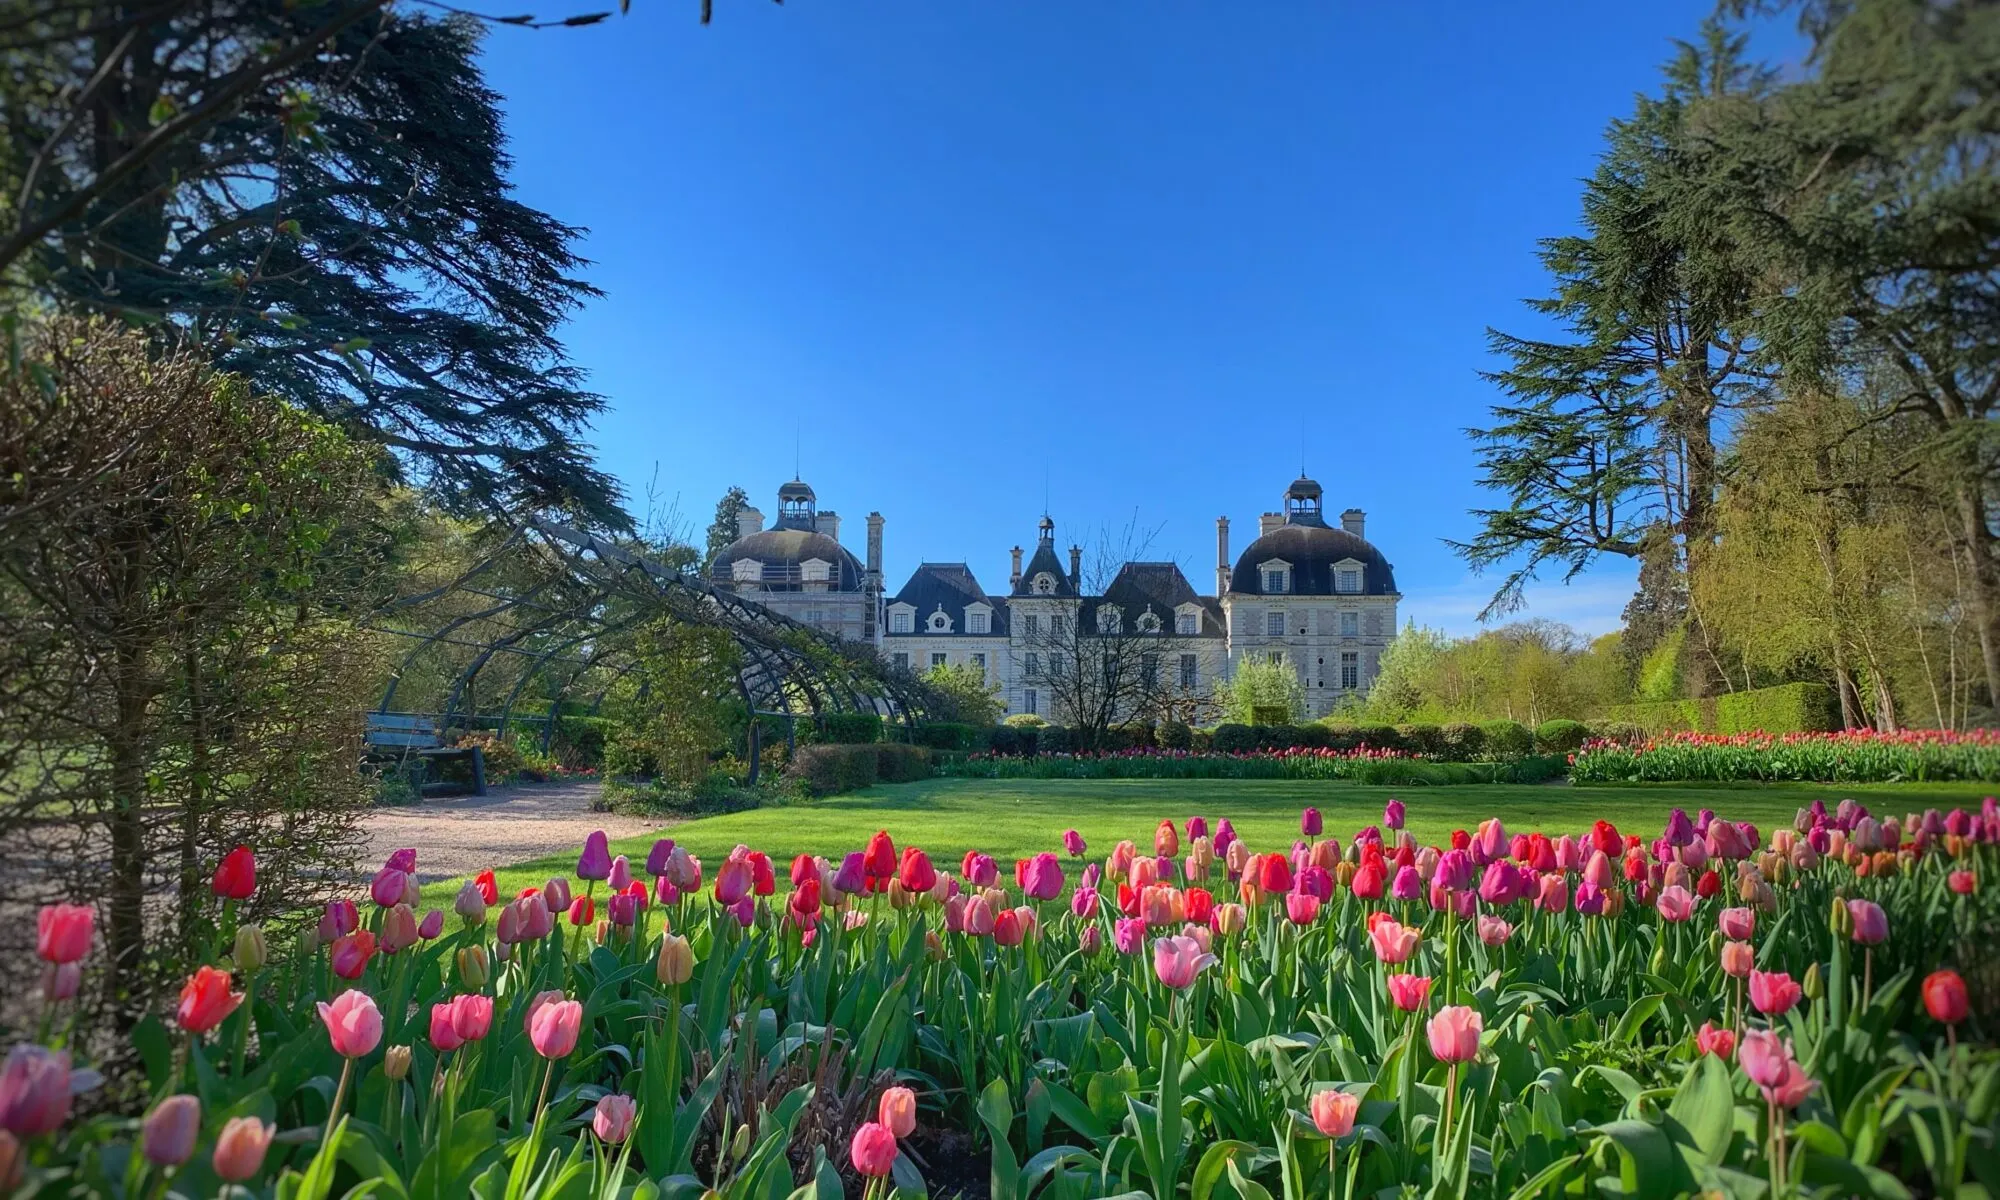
[323, 1057, 354, 1149]
[1441, 1063, 1458, 1155]
[230, 968, 258, 1079]
[1327, 1139, 1338, 1200]
[534, 1056, 556, 1120]
[1861, 948, 1873, 1011]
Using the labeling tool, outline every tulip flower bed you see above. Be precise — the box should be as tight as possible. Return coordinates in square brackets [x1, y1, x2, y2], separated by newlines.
[1571, 728, 2000, 784]
[6, 797, 1996, 1199]
[938, 746, 1567, 785]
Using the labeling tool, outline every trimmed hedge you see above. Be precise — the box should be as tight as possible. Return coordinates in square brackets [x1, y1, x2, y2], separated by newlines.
[786, 744, 879, 796]
[1158, 721, 1193, 751]
[1442, 723, 1485, 760]
[1535, 719, 1589, 754]
[815, 713, 882, 744]
[1608, 682, 1840, 736]
[874, 743, 932, 783]
[1480, 720, 1534, 758]
[909, 722, 986, 751]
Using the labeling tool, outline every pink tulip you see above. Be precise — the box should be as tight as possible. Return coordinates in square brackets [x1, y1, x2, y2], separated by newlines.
[1070, 886, 1099, 919]
[1478, 860, 1522, 905]
[1949, 870, 1977, 895]
[543, 877, 572, 914]
[0, 1045, 71, 1136]
[1720, 941, 1755, 978]
[141, 1094, 201, 1166]
[36, 905, 93, 965]
[1391, 865, 1423, 901]
[1476, 915, 1512, 947]
[212, 1116, 275, 1182]
[878, 1085, 917, 1137]
[318, 990, 383, 1058]
[1062, 829, 1087, 857]
[608, 855, 632, 892]
[714, 857, 752, 906]
[418, 909, 445, 940]
[1472, 818, 1506, 864]
[1655, 885, 1695, 923]
[328, 930, 376, 980]
[964, 895, 997, 936]
[380, 903, 420, 954]
[451, 993, 494, 1042]
[1749, 970, 1803, 1016]
[1694, 1022, 1736, 1060]
[1716, 907, 1755, 941]
[1311, 1088, 1360, 1137]
[1847, 899, 1888, 945]
[1387, 973, 1433, 1012]
[850, 1121, 898, 1177]
[1383, 799, 1406, 831]
[1370, 919, 1420, 963]
[1114, 917, 1145, 954]
[1079, 924, 1104, 955]
[1285, 891, 1322, 925]
[1022, 852, 1065, 901]
[528, 997, 583, 1059]
[1537, 875, 1569, 913]
[592, 1094, 637, 1144]
[1152, 934, 1218, 989]
[1427, 1005, 1482, 1063]
[41, 963, 79, 1003]
[430, 1002, 465, 1052]
[369, 866, 408, 909]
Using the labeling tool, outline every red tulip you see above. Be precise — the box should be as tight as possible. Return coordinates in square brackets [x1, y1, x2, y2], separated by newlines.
[898, 847, 937, 895]
[1923, 969, 1969, 1025]
[36, 904, 92, 965]
[863, 831, 897, 889]
[850, 1121, 898, 1177]
[1694, 1022, 1736, 1059]
[176, 965, 244, 1034]
[211, 846, 257, 900]
[1949, 870, 1977, 895]
[746, 851, 775, 896]
[475, 869, 499, 905]
[1258, 853, 1293, 895]
[1749, 970, 1803, 1016]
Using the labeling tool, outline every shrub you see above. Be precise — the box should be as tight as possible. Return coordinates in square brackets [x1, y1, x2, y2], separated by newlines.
[987, 725, 1022, 756]
[1715, 682, 1840, 734]
[1534, 719, 1590, 754]
[1158, 720, 1193, 751]
[1320, 723, 1364, 753]
[1211, 723, 1256, 754]
[1189, 727, 1213, 752]
[1397, 723, 1446, 758]
[911, 722, 984, 751]
[450, 731, 524, 782]
[1440, 722, 1485, 760]
[818, 712, 883, 744]
[1585, 721, 1647, 746]
[874, 743, 933, 783]
[785, 744, 879, 796]
[1354, 724, 1404, 752]
[1038, 725, 1074, 754]
[1003, 712, 1048, 728]
[1481, 719, 1534, 758]
[1258, 724, 1307, 751]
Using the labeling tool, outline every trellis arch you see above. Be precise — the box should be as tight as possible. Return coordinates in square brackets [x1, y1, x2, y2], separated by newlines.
[363, 518, 929, 780]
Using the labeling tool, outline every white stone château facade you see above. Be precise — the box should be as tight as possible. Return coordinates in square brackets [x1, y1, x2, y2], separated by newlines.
[709, 476, 1400, 720]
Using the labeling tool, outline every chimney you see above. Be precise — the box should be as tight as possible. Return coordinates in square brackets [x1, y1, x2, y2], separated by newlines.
[1215, 516, 1230, 596]
[1067, 544, 1081, 590]
[816, 510, 841, 543]
[1340, 508, 1366, 538]
[736, 506, 764, 539]
[1259, 512, 1284, 537]
[865, 512, 884, 577]
[1009, 545, 1023, 589]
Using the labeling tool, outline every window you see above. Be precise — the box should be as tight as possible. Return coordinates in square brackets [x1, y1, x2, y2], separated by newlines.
[1337, 569, 1361, 594]
[731, 558, 762, 582]
[930, 652, 949, 669]
[1264, 569, 1288, 593]
[1051, 616, 1067, 635]
[1024, 689, 1037, 715]
[889, 610, 912, 633]
[968, 610, 989, 634]
[1049, 653, 1064, 678]
[1265, 610, 1285, 637]
[927, 611, 952, 633]
[1176, 611, 1198, 635]
[892, 652, 908, 671]
[1097, 607, 1122, 634]
[1179, 653, 1198, 688]
[1267, 650, 1284, 665]
[1033, 573, 1056, 595]
[800, 558, 831, 583]
[1025, 652, 1040, 676]
[1340, 611, 1359, 637]
[1141, 654, 1159, 688]
[1024, 614, 1040, 635]
[971, 652, 986, 670]
[1136, 611, 1161, 634]
[1341, 651, 1359, 689]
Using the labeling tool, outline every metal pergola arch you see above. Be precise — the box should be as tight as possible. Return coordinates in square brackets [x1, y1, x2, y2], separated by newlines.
[363, 517, 931, 782]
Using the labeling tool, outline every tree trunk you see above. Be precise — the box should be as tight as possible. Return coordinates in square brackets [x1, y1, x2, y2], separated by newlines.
[1953, 479, 2000, 712]
[106, 644, 152, 1030]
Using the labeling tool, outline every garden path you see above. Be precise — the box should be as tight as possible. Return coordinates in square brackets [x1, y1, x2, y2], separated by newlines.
[359, 780, 668, 885]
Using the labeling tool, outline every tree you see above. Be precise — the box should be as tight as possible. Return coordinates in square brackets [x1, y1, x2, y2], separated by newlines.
[0, 319, 387, 1039]
[6, 11, 628, 524]
[1216, 657, 1305, 726]
[620, 618, 741, 786]
[706, 485, 753, 567]
[1364, 622, 1449, 722]
[1456, 25, 1773, 696]
[920, 662, 1003, 727]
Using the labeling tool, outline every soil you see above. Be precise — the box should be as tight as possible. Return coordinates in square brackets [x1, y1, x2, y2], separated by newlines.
[357, 779, 667, 883]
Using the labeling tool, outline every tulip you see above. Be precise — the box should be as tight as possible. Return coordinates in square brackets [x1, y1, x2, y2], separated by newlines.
[1384, 798, 1406, 831]
[528, 997, 583, 1058]
[608, 854, 633, 892]
[648, 839, 678, 878]
[863, 831, 897, 888]
[1573, 880, 1606, 916]
[457, 945, 490, 988]
[1062, 829, 1086, 857]
[1845, 899, 1888, 946]
[832, 852, 867, 895]
[1371, 918, 1421, 962]
[0, 1045, 71, 1136]
[1720, 941, 1755, 978]
[1152, 819, 1178, 858]
[746, 850, 775, 896]
[1257, 853, 1293, 895]
[1300, 807, 1322, 838]
[1432, 848, 1474, 892]
[1655, 885, 1695, 923]
[668, 846, 702, 891]
[994, 907, 1033, 946]
[212, 846, 257, 900]
[41, 963, 79, 1003]
[384, 1045, 412, 1081]
[878, 1085, 917, 1138]
[236, 923, 270, 971]
[1153, 934, 1218, 989]
[380, 903, 419, 954]
[1694, 1022, 1736, 1059]
[1476, 915, 1512, 947]
[1387, 973, 1433, 1012]
[577, 830, 612, 880]
[713, 856, 752, 906]
[141, 1093, 201, 1166]
[1310, 1088, 1360, 1138]
[1212, 903, 1247, 935]
[593, 1094, 637, 1144]
[1079, 924, 1103, 955]
[212, 1116, 274, 1182]
[369, 866, 408, 909]
[608, 894, 639, 927]
[1427, 1005, 1482, 1063]
[1114, 917, 1146, 954]
[1472, 818, 1506, 864]
[177, 964, 245, 1034]
[1717, 907, 1755, 941]
[1477, 860, 1522, 905]
[1129, 855, 1159, 891]
[1537, 875, 1569, 913]
[318, 989, 383, 1058]
[36, 904, 93, 964]
[964, 896, 997, 937]
[543, 877, 572, 915]
[1923, 969, 1969, 1025]
[1285, 891, 1321, 925]
[451, 993, 494, 1042]
[1390, 864, 1423, 902]
[1071, 886, 1100, 919]
[1019, 851, 1063, 901]
[1949, 870, 1977, 895]
[1749, 970, 1803, 1016]
[430, 1002, 466, 1052]
[850, 1121, 898, 1177]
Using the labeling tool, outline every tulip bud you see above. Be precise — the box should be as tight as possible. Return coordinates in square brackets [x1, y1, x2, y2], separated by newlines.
[1802, 962, 1824, 1001]
[457, 944, 490, 989]
[455, 880, 488, 925]
[142, 1094, 201, 1166]
[384, 1045, 412, 1081]
[233, 925, 268, 973]
[1829, 897, 1852, 937]
[730, 1122, 752, 1161]
[657, 934, 693, 986]
[923, 931, 945, 961]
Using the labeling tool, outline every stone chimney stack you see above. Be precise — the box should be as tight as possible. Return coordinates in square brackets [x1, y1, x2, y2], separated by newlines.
[736, 506, 764, 539]
[1068, 544, 1082, 590]
[816, 510, 840, 543]
[1009, 545, 1023, 590]
[1215, 516, 1231, 596]
[1340, 508, 1366, 538]
[1259, 512, 1284, 537]
[865, 512, 884, 578]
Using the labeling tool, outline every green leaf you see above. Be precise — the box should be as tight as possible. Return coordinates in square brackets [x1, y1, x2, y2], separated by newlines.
[977, 1078, 1021, 1200]
[1191, 1140, 1258, 1200]
[1666, 1055, 1736, 1166]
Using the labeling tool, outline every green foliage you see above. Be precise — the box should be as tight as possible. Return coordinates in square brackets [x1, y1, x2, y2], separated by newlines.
[812, 712, 882, 745]
[1534, 719, 1590, 754]
[704, 485, 751, 566]
[1211, 724, 1255, 754]
[874, 743, 933, 784]
[1003, 713, 1048, 728]
[618, 619, 742, 786]
[1216, 657, 1304, 726]
[910, 722, 986, 752]
[1037, 725, 1074, 754]
[1636, 626, 1685, 702]
[1609, 682, 1839, 735]
[1480, 719, 1534, 759]
[919, 661, 1004, 727]
[785, 744, 881, 796]
[1441, 722, 1486, 759]
[1158, 720, 1193, 751]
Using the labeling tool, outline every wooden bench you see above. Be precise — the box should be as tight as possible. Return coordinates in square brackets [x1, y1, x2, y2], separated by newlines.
[363, 712, 487, 796]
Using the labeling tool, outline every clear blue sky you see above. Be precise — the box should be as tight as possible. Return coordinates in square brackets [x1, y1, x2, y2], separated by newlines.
[477, 2, 1800, 638]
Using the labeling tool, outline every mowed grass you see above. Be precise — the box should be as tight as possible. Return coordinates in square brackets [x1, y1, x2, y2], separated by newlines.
[477, 776, 1996, 897]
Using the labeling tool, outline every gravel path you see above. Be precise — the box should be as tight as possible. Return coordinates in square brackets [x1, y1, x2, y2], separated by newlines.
[360, 780, 669, 884]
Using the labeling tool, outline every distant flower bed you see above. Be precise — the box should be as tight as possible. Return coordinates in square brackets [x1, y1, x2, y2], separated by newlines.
[1570, 728, 2000, 783]
[937, 746, 1566, 785]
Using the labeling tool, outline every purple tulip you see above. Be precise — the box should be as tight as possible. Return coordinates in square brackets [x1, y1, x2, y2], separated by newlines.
[832, 852, 866, 896]
[577, 830, 612, 881]
[1391, 865, 1423, 901]
[646, 839, 676, 877]
[1021, 852, 1065, 901]
[1301, 807, 1323, 837]
[1383, 799, 1406, 831]
[1431, 849, 1474, 892]
[417, 909, 444, 940]
[543, 877, 572, 914]
[1213, 819, 1237, 854]
[1663, 808, 1695, 847]
[384, 848, 418, 874]
[654, 877, 679, 906]
[1478, 860, 1522, 906]
[608, 893, 638, 927]
[1574, 880, 1606, 915]
[1186, 816, 1208, 840]
[608, 855, 632, 892]
[1062, 829, 1087, 857]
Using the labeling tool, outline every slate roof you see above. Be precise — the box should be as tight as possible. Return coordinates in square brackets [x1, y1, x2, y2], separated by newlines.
[886, 563, 1009, 637]
[1229, 524, 1398, 596]
[1011, 539, 1077, 598]
[1081, 562, 1226, 638]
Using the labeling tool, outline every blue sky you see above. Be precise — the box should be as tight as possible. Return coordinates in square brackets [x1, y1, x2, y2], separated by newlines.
[478, 3, 1799, 638]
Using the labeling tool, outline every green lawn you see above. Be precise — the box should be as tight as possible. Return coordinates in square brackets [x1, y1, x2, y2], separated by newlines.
[479, 776, 1995, 896]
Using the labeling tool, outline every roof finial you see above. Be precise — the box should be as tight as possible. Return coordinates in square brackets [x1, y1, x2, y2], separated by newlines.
[794, 417, 801, 482]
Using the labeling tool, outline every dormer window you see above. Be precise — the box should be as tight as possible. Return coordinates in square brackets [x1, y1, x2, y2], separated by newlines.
[888, 607, 913, 634]
[800, 558, 831, 583]
[927, 608, 953, 634]
[1258, 559, 1292, 594]
[967, 608, 990, 634]
[1175, 607, 1199, 636]
[1097, 606, 1122, 635]
[1032, 573, 1057, 595]
[731, 558, 763, 583]
[1338, 570, 1360, 593]
[1136, 610, 1162, 634]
